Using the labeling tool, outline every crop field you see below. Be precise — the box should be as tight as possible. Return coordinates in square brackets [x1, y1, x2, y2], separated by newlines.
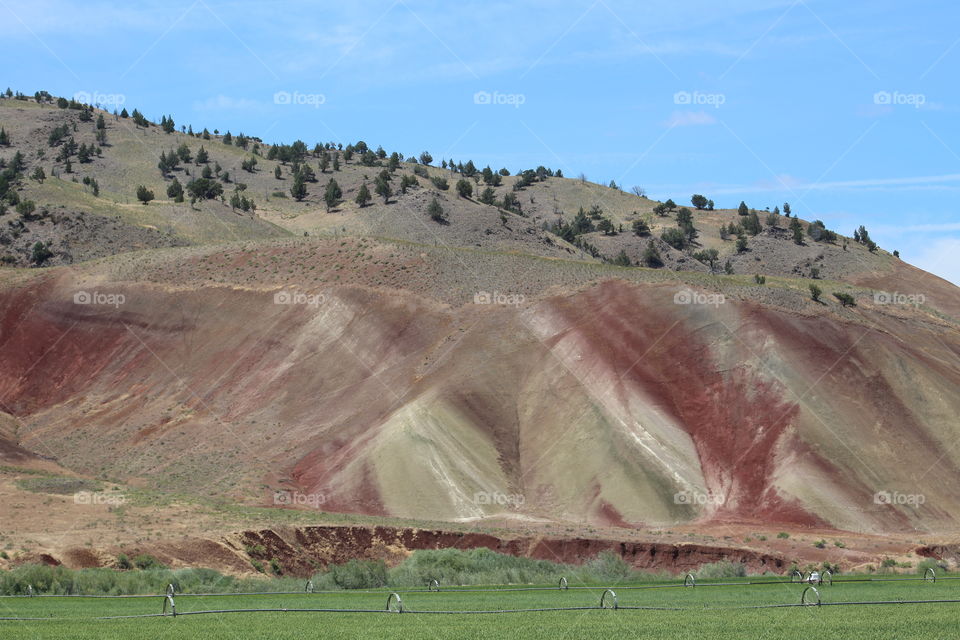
[2, 574, 958, 639]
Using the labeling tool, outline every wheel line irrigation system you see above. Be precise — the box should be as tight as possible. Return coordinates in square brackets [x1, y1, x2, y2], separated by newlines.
[2, 568, 958, 621]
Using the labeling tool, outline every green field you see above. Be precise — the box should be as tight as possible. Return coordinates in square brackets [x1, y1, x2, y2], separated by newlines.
[2, 576, 958, 639]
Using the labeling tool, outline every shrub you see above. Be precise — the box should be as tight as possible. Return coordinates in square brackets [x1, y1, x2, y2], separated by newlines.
[660, 227, 686, 250]
[917, 558, 945, 575]
[833, 292, 856, 307]
[132, 554, 166, 570]
[777, 532, 790, 539]
[328, 559, 387, 589]
[269, 558, 283, 576]
[696, 561, 746, 579]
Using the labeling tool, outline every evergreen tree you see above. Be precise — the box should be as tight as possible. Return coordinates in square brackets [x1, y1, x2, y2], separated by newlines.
[136, 185, 155, 204]
[0, 127, 11, 146]
[455, 178, 473, 198]
[31, 167, 46, 183]
[167, 178, 184, 202]
[323, 178, 342, 211]
[790, 217, 804, 245]
[290, 173, 307, 201]
[186, 177, 223, 200]
[632, 218, 650, 236]
[743, 212, 762, 236]
[833, 292, 856, 307]
[400, 174, 419, 194]
[427, 195, 446, 222]
[478, 186, 496, 205]
[375, 177, 392, 203]
[736, 233, 749, 253]
[642, 242, 663, 268]
[661, 228, 687, 250]
[738, 201, 749, 216]
[355, 182, 372, 207]
[176, 143, 192, 163]
[419, 151, 433, 165]
[690, 194, 708, 210]
[693, 248, 719, 271]
[810, 284, 822, 302]
[195, 146, 209, 164]
[31, 241, 53, 265]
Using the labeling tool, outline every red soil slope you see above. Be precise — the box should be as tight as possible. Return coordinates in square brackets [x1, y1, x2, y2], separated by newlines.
[1, 269, 959, 537]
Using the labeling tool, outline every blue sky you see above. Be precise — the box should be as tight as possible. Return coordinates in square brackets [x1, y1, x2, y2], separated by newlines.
[3, 0, 959, 283]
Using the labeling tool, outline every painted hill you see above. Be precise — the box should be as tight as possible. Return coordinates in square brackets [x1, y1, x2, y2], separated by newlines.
[0, 91, 958, 572]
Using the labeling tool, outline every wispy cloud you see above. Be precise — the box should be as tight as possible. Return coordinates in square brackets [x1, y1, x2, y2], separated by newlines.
[662, 110, 717, 127]
[651, 173, 960, 195]
[193, 95, 262, 111]
[907, 237, 960, 286]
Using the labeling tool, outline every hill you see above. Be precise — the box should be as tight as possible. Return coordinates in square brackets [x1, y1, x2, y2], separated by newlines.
[0, 90, 958, 574]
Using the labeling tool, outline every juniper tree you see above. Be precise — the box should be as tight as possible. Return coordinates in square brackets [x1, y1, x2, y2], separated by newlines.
[167, 178, 184, 202]
[136, 185, 155, 204]
[642, 242, 663, 268]
[290, 173, 307, 201]
[324, 178, 342, 211]
[427, 196, 446, 222]
[355, 182, 372, 207]
[374, 177, 392, 203]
